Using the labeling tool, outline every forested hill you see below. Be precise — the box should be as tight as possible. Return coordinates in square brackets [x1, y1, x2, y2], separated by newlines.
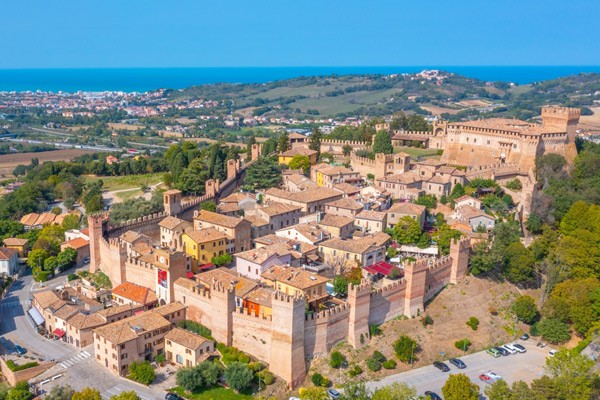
[165, 72, 600, 121]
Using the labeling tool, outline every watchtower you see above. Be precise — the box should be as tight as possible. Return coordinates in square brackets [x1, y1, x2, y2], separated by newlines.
[163, 189, 182, 216]
[227, 159, 240, 180]
[347, 280, 372, 349]
[541, 106, 580, 143]
[87, 213, 109, 273]
[449, 237, 470, 284]
[251, 143, 263, 160]
[403, 258, 428, 317]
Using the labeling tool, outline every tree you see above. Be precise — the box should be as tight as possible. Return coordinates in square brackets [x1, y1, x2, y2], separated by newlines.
[299, 386, 328, 400]
[392, 216, 422, 245]
[504, 242, 535, 285]
[537, 318, 571, 344]
[211, 253, 233, 267]
[545, 350, 595, 400]
[342, 144, 353, 156]
[246, 134, 257, 161]
[393, 335, 418, 363]
[333, 275, 349, 297]
[109, 392, 141, 400]
[340, 381, 371, 400]
[311, 372, 325, 386]
[441, 373, 479, 400]
[72, 388, 102, 400]
[372, 382, 417, 400]
[372, 130, 393, 154]
[309, 128, 323, 160]
[432, 224, 462, 255]
[200, 201, 216, 212]
[288, 154, 311, 174]
[176, 361, 220, 392]
[415, 195, 437, 210]
[450, 183, 465, 199]
[277, 132, 289, 153]
[27, 248, 48, 269]
[243, 156, 281, 191]
[223, 362, 253, 393]
[5, 382, 32, 400]
[128, 361, 155, 385]
[45, 385, 76, 400]
[513, 295, 538, 324]
[61, 214, 80, 231]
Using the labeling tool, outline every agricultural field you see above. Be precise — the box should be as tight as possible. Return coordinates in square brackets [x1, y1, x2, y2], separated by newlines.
[84, 173, 163, 192]
[578, 106, 600, 130]
[0, 148, 95, 178]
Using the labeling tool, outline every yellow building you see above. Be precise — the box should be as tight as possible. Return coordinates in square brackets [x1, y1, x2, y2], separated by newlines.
[278, 147, 318, 166]
[261, 265, 329, 309]
[182, 228, 227, 268]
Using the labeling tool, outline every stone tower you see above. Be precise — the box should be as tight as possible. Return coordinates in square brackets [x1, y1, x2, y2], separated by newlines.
[269, 292, 306, 389]
[251, 143, 263, 160]
[227, 159, 240, 180]
[403, 258, 428, 317]
[87, 213, 108, 273]
[205, 179, 220, 198]
[541, 106, 580, 163]
[209, 280, 235, 345]
[163, 189, 182, 216]
[449, 237, 470, 284]
[347, 280, 371, 349]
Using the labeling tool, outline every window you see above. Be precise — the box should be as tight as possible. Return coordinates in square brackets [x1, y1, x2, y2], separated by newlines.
[176, 354, 183, 364]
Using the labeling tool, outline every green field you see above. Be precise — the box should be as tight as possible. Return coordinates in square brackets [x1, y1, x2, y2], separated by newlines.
[84, 173, 163, 191]
[116, 188, 144, 201]
[394, 146, 441, 159]
[170, 386, 254, 400]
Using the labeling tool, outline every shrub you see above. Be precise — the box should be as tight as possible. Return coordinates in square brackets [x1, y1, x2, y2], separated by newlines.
[369, 323, 382, 336]
[176, 361, 221, 392]
[6, 360, 39, 371]
[348, 365, 363, 377]
[67, 273, 78, 281]
[224, 362, 253, 393]
[393, 335, 419, 363]
[466, 317, 480, 330]
[178, 320, 213, 340]
[155, 353, 166, 365]
[258, 370, 275, 385]
[366, 358, 382, 372]
[330, 351, 344, 369]
[512, 295, 538, 324]
[538, 318, 571, 344]
[311, 372, 324, 387]
[530, 322, 540, 337]
[454, 338, 472, 351]
[217, 343, 251, 365]
[382, 359, 397, 369]
[421, 315, 434, 327]
[128, 361, 155, 385]
[372, 350, 385, 362]
[248, 362, 265, 372]
[506, 179, 523, 190]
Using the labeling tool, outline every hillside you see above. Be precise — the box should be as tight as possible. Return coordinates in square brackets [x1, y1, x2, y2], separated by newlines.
[166, 72, 600, 122]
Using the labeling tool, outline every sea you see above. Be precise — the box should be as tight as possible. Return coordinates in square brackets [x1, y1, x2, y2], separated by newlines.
[1, 66, 600, 93]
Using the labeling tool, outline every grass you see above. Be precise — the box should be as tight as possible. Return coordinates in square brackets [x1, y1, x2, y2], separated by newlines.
[84, 173, 163, 191]
[170, 386, 254, 400]
[117, 188, 144, 201]
[394, 146, 441, 158]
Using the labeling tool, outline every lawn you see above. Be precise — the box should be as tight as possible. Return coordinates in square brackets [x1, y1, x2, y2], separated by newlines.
[394, 146, 441, 159]
[116, 188, 144, 201]
[170, 386, 254, 400]
[84, 173, 163, 191]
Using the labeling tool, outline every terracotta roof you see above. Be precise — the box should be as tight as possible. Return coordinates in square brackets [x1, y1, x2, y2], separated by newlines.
[33, 290, 64, 310]
[66, 312, 106, 330]
[387, 202, 426, 216]
[333, 183, 361, 195]
[235, 247, 281, 265]
[320, 233, 388, 254]
[20, 213, 40, 226]
[284, 173, 317, 190]
[325, 198, 364, 211]
[220, 192, 256, 204]
[265, 187, 343, 204]
[154, 301, 186, 317]
[450, 118, 564, 135]
[159, 216, 192, 230]
[184, 228, 227, 244]
[356, 210, 386, 221]
[244, 287, 274, 308]
[280, 147, 318, 157]
[195, 210, 250, 229]
[120, 230, 150, 244]
[3, 238, 28, 246]
[245, 215, 269, 227]
[52, 304, 79, 321]
[163, 189, 182, 195]
[455, 195, 479, 203]
[262, 265, 328, 290]
[259, 202, 302, 217]
[62, 237, 89, 250]
[312, 163, 356, 176]
[278, 223, 330, 243]
[253, 234, 317, 255]
[97, 303, 145, 318]
[195, 269, 258, 298]
[112, 282, 158, 305]
[217, 203, 241, 213]
[288, 132, 308, 140]
[319, 214, 355, 228]
[166, 327, 211, 350]
[94, 310, 172, 345]
[455, 205, 494, 221]
[377, 173, 421, 185]
[0, 247, 18, 260]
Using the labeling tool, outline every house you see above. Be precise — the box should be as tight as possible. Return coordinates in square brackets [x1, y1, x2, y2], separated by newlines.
[278, 147, 318, 166]
[311, 164, 361, 188]
[3, 238, 28, 258]
[452, 205, 496, 231]
[261, 265, 329, 309]
[159, 216, 193, 249]
[0, 247, 19, 276]
[253, 234, 319, 267]
[106, 155, 119, 165]
[264, 187, 343, 214]
[111, 282, 158, 310]
[318, 233, 389, 269]
[20, 212, 72, 230]
[276, 223, 331, 245]
[355, 210, 387, 234]
[423, 175, 451, 197]
[376, 173, 423, 201]
[245, 202, 302, 233]
[242, 287, 275, 317]
[288, 132, 309, 148]
[194, 268, 258, 309]
[455, 195, 482, 210]
[182, 228, 227, 268]
[60, 237, 90, 267]
[282, 173, 318, 193]
[386, 202, 427, 229]
[193, 210, 252, 253]
[165, 327, 215, 368]
[318, 214, 355, 239]
[324, 198, 364, 217]
[235, 246, 292, 280]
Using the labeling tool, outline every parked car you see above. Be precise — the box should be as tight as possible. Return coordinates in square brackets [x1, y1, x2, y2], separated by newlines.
[520, 333, 530, 340]
[449, 358, 466, 369]
[165, 394, 182, 400]
[487, 348, 501, 358]
[487, 372, 503, 381]
[479, 373, 492, 382]
[502, 344, 518, 354]
[433, 361, 450, 372]
[424, 391, 442, 400]
[14, 345, 27, 355]
[495, 346, 510, 356]
[289, 398, 300, 400]
[327, 389, 341, 399]
[548, 349, 558, 357]
[537, 341, 547, 348]
[512, 343, 527, 353]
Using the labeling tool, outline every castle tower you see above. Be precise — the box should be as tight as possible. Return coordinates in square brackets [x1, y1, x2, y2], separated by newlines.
[403, 258, 428, 317]
[227, 159, 239, 180]
[88, 213, 108, 273]
[251, 143, 263, 160]
[269, 292, 306, 389]
[205, 179, 220, 198]
[163, 189, 182, 216]
[374, 153, 391, 179]
[541, 106, 580, 164]
[209, 280, 235, 345]
[347, 280, 371, 349]
[394, 153, 411, 173]
[449, 237, 470, 284]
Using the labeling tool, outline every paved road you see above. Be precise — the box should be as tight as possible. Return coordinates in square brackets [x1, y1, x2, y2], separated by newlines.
[0, 270, 165, 400]
[366, 341, 548, 398]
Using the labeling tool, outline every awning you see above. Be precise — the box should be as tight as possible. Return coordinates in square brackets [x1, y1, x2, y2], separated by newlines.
[186, 271, 195, 279]
[53, 328, 66, 338]
[199, 263, 214, 271]
[364, 261, 402, 277]
[28, 307, 45, 326]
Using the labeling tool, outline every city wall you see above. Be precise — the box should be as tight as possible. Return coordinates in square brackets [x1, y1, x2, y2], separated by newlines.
[320, 139, 367, 155]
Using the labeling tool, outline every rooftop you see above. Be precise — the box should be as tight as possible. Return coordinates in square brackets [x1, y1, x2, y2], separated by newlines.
[280, 147, 318, 157]
[325, 198, 364, 211]
[94, 310, 172, 345]
[235, 247, 282, 265]
[387, 202, 426, 216]
[111, 282, 158, 305]
[159, 216, 192, 231]
[0, 247, 18, 260]
[318, 214, 355, 228]
[356, 210, 386, 221]
[184, 227, 227, 244]
[320, 233, 389, 254]
[265, 187, 342, 204]
[165, 327, 211, 350]
[195, 210, 250, 229]
[262, 265, 329, 290]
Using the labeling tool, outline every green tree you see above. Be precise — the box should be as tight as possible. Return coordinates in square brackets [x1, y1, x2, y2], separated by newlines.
[5, 382, 32, 400]
[415, 195, 437, 210]
[277, 132, 289, 153]
[392, 216, 422, 245]
[333, 275, 349, 296]
[432, 224, 462, 255]
[340, 381, 371, 400]
[288, 154, 311, 174]
[545, 350, 595, 400]
[309, 128, 323, 160]
[537, 318, 571, 344]
[450, 183, 465, 199]
[393, 334, 418, 363]
[504, 242, 535, 285]
[45, 385, 76, 400]
[441, 373, 479, 400]
[223, 362, 253, 393]
[27, 248, 48, 269]
[246, 134, 257, 161]
[128, 361, 155, 385]
[200, 201, 217, 212]
[330, 351, 344, 368]
[372, 382, 417, 400]
[372, 130, 393, 154]
[109, 391, 141, 400]
[72, 388, 102, 400]
[60, 214, 80, 231]
[513, 295, 538, 324]
[211, 253, 233, 267]
[243, 156, 281, 191]
[299, 386, 328, 400]
[342, 144, 353, 156]
[176, 361, 220, 392]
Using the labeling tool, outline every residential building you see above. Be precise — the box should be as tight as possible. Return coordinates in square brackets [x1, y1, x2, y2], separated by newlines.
[193, 210, 252, 253]
[282, 173, 318, 193]
[253, 234, 319, 266]
[276, 223, 330, 245]
[455, 195, 482, 210]
[194, 268, 258, 308]
[165, 327, 215, 368]
[0, 247, 19, 276]
[386, 202, 427, 229]
[355, 210, 387, 234]
[310, 164, 361, 188]
[318, 233, 389, 269]
[60, 237, 90, 267]
[3, 238, 28, 257]
[242, 287, 274, 317]
[182, 228, 227, 268]
[264, 187, 343, 214]
[245, 202, 302, 233]
[318, 214, 355, 239]
[159, 216, 192, 250]
[111, 282, 158, 310]
[452, 205, 496, 231]
[324, 198, 364, 217]
[278, 147, 318, 166]
[261, 265, 329, 309]
[235, 246, 292, 280]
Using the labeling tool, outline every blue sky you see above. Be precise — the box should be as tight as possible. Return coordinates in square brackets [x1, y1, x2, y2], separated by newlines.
[2, 0, 599, 68]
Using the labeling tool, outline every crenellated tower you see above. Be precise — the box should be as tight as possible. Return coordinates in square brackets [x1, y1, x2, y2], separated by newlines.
[251, 143, 263, 160]
[209, 280, 235, 345]
[449, 237, 470, 284]
[163, 189, 182, 216]
[347, 280, 372, 349]
[88, 213, 109, 273]
[403, 258, 428, 317]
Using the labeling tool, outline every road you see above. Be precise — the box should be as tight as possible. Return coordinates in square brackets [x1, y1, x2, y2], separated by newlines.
[365, 341, 548, 398]
[0, 270, 165, 399]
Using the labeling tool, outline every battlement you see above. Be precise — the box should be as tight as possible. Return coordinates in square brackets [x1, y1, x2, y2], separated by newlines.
[426, 255, 453, 271]
[451, 236, 471, 251]
[348, 280, 371, 294]
[234, 306, 273, 321]
[350, 152, 376, 165]
[306, 303, 349, 321]
[272, 291, 303, 303]
[321, 139, 368, 146]
[391, 130, 436, 137]
[126, 257, 156, 270]
[541, 105, 581, 117]
[371, 278, 406, 296]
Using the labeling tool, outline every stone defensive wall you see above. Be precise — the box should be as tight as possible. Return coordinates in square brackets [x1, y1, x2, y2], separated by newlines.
[232, 308, 273, 362]
[462, 162, 521, 180]
[304, 303, 350, 356]
[349, 152, 378, 177]
[368, 278, 408, 325]
[320, 139, 367, 155]
[124, 257, 158, 290]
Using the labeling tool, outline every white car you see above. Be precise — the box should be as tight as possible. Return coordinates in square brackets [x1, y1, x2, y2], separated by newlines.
[502, 344, 518, 354]
[548, 349, 558, 357]
[487, 372, 503, 381]
[512, 343, 527, 353]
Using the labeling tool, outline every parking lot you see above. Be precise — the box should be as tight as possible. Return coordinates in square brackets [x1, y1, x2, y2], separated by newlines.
[366, 340, 549, 398]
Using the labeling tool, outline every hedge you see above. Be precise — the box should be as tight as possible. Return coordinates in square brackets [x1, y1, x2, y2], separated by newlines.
[6, 360, 39, 372]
